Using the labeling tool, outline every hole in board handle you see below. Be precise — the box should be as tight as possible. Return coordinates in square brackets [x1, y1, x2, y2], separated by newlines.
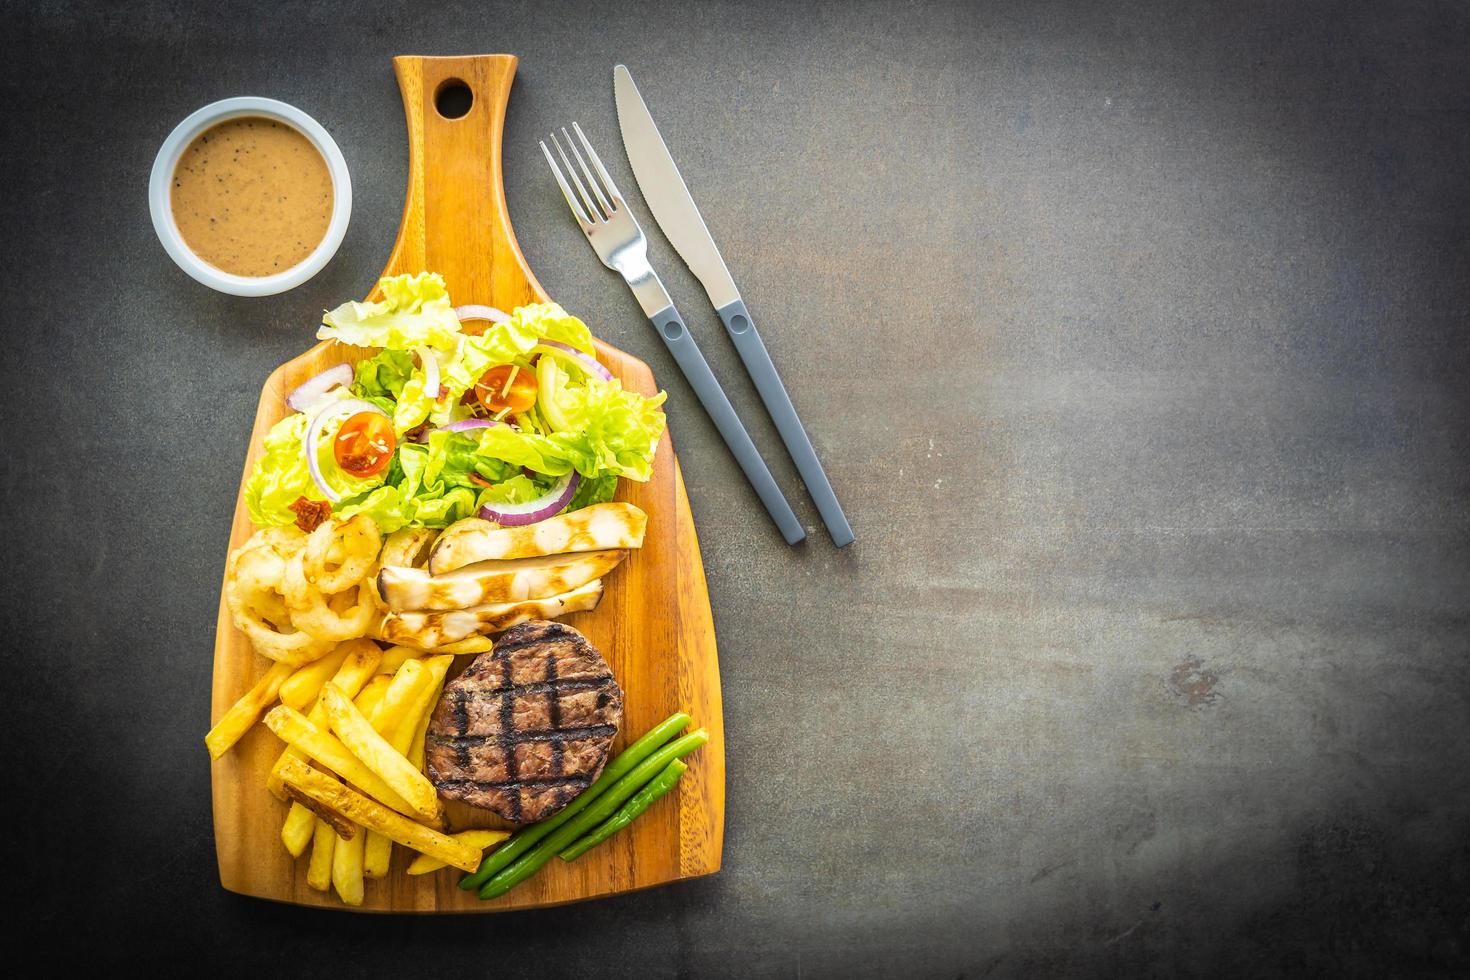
[434, 79, 473, 119]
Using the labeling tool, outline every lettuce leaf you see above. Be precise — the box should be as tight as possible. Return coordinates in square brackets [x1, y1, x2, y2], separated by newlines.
[243, 400, 383, 526]
[566, 472, 620, 511]
[251, 286, 664, 531]
[317, 272, 462, 351]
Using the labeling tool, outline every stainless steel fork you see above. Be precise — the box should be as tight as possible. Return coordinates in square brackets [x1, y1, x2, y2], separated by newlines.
[541, 124, 805, 545]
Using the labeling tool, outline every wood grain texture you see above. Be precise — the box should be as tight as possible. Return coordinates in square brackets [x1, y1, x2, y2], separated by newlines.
[209, 54, 724, 912]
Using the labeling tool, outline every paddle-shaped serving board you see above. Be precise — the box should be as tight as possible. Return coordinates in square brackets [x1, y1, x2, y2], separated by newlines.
[210, 54, 724, 912]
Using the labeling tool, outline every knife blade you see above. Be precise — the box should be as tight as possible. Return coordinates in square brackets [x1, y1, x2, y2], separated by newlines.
[613, 65, 739, 311]
[614, 64, 855, 547]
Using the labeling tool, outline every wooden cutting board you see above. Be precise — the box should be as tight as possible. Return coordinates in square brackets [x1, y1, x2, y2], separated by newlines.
[209, 54, 724, 912]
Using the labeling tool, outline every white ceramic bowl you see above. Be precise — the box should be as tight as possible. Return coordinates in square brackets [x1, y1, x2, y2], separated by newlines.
[149, 97, 351, 296]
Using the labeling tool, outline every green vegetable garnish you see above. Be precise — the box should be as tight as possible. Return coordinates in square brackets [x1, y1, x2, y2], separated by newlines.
[244, 272, 666, 531]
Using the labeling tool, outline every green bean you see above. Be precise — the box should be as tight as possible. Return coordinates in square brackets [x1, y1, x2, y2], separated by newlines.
[478, 728, 709, 899]
[457, 711, 691, 891]
[558, 758, 687, 862]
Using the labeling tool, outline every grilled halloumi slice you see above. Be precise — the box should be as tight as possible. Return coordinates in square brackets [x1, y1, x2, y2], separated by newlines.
[427, 503, 647, 574]
[379, 579, 605, 648]
[378, 549, 626, 612]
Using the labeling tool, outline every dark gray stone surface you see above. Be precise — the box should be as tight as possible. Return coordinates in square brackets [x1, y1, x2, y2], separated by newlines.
[4, 0, 1468, 975]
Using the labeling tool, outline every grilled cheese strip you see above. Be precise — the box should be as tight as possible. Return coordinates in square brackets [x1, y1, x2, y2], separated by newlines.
[379, 579, 605, 648]
[378, 549, 626, 612]
[427, 503, 647, 574]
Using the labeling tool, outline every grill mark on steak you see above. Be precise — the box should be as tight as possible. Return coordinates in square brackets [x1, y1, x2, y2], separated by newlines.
[499, 651, 520, 822]
[425, 724, 619, 748]
[546, 649, 564, 783]
[442, 676, 613, 703]
[435, 775, 593, 792]
[453, 697, 470, 770]
[427, 620, 623, 824]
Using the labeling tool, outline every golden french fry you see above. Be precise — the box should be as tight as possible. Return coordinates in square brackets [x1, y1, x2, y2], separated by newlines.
[366, 655, 454, 875]
[279, 757, 480, 871]
[375, 645, 422, 675]
[281, 797, 317, 857]
[320, 683, 440, 822]
[332, 825, 366, 906]
[408, 656, 454, 772]
[366, 659, 428, 734]
[284, 785, 355, 840]
[354, 675, 391, 718]
[204, 660, 295, 759]
[361, 833, 392, 879]
[278, 641, 357, 710]
[405, 830, 510, 875]
[306, 818, 335, 891]
[269, 644, 381, 800]
[405, 658, 449, 775]
[357, 660, 430, 877]
[426, 635, 494, 655]
[263, 705, 419, 817]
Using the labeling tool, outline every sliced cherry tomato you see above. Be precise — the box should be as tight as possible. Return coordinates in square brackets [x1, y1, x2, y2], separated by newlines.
[476, 363, 538, 414]
[333, 411, 396, 478]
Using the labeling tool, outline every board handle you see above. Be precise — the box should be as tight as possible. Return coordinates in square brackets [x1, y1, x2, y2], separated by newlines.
[377, 54, 547, 310]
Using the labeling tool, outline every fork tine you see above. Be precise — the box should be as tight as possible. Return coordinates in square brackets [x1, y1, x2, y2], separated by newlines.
[562, 124, 613, 216]
[573, 122, 623, 205]
[551, 131, 604, 222]
[540, 140, 591, 225]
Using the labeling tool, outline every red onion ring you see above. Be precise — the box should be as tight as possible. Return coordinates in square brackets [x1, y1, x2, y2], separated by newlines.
[438, 418, 503, 433]
[534, 341, 613, 382]
[478, 471, 580, 527]
[285, 363, 353, 414]
[454, 304, 510, 324]
[303, 398, 390, 502]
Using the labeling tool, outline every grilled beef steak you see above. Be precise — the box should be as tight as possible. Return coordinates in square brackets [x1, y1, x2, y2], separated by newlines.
[426, 620, 623, 823]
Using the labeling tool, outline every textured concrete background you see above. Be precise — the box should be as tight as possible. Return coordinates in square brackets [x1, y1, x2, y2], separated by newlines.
[4, 0, 1468, 975]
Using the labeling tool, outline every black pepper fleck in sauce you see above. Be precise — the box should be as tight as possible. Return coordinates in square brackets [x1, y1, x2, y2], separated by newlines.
[170, 117, 333, 277]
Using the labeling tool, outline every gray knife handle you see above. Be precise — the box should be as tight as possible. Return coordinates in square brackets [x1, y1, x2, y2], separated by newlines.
[715, 299, 854, 547]
[648, 305, 806, 545]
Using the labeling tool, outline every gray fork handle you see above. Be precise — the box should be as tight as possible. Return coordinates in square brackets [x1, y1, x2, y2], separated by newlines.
[648, 305, 806, 545]
[715, 299, 854, 547]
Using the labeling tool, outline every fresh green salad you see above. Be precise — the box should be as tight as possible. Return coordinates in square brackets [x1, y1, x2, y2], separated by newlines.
[245, 272, 666, 533]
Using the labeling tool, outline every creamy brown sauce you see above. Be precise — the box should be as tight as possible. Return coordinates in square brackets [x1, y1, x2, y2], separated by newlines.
[170, 117, 333, 277]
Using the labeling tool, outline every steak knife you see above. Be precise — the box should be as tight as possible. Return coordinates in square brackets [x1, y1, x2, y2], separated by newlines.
[614, 65, 855, 548]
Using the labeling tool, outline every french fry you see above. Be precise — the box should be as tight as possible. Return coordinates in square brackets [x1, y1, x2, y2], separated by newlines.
[306, 818, 335, 891]
[358, 660, 430, 877]
[284, 785, 355, 840]
[278, 757, 480, 872]
[263, 705, 420, 817]
[429, 636, 494, 655]
[332, 824, 366, 906]
[204, 660, 294, 759]
[408, 656, 454, 771]
[354, 675, 391, 718]
[281, 796, 317, 857]
[365, 655, 453, 876]
[269, 645, 381, 800]
[405, 830, 510, 875]
[278, 641, 359, 710]
[375, 645, 422, 675]
[365, 659, 429, 735]
[320, 683, 440, 822]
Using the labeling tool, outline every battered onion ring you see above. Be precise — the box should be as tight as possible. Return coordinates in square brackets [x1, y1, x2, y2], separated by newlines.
[302, 515, 381, 594]
[239, 525, 308, 560]
[225, 546, 334, 665]
[284, 550, 378, 642]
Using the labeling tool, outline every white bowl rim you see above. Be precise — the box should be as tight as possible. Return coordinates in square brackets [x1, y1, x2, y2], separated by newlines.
[148, 97, 352, 297]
